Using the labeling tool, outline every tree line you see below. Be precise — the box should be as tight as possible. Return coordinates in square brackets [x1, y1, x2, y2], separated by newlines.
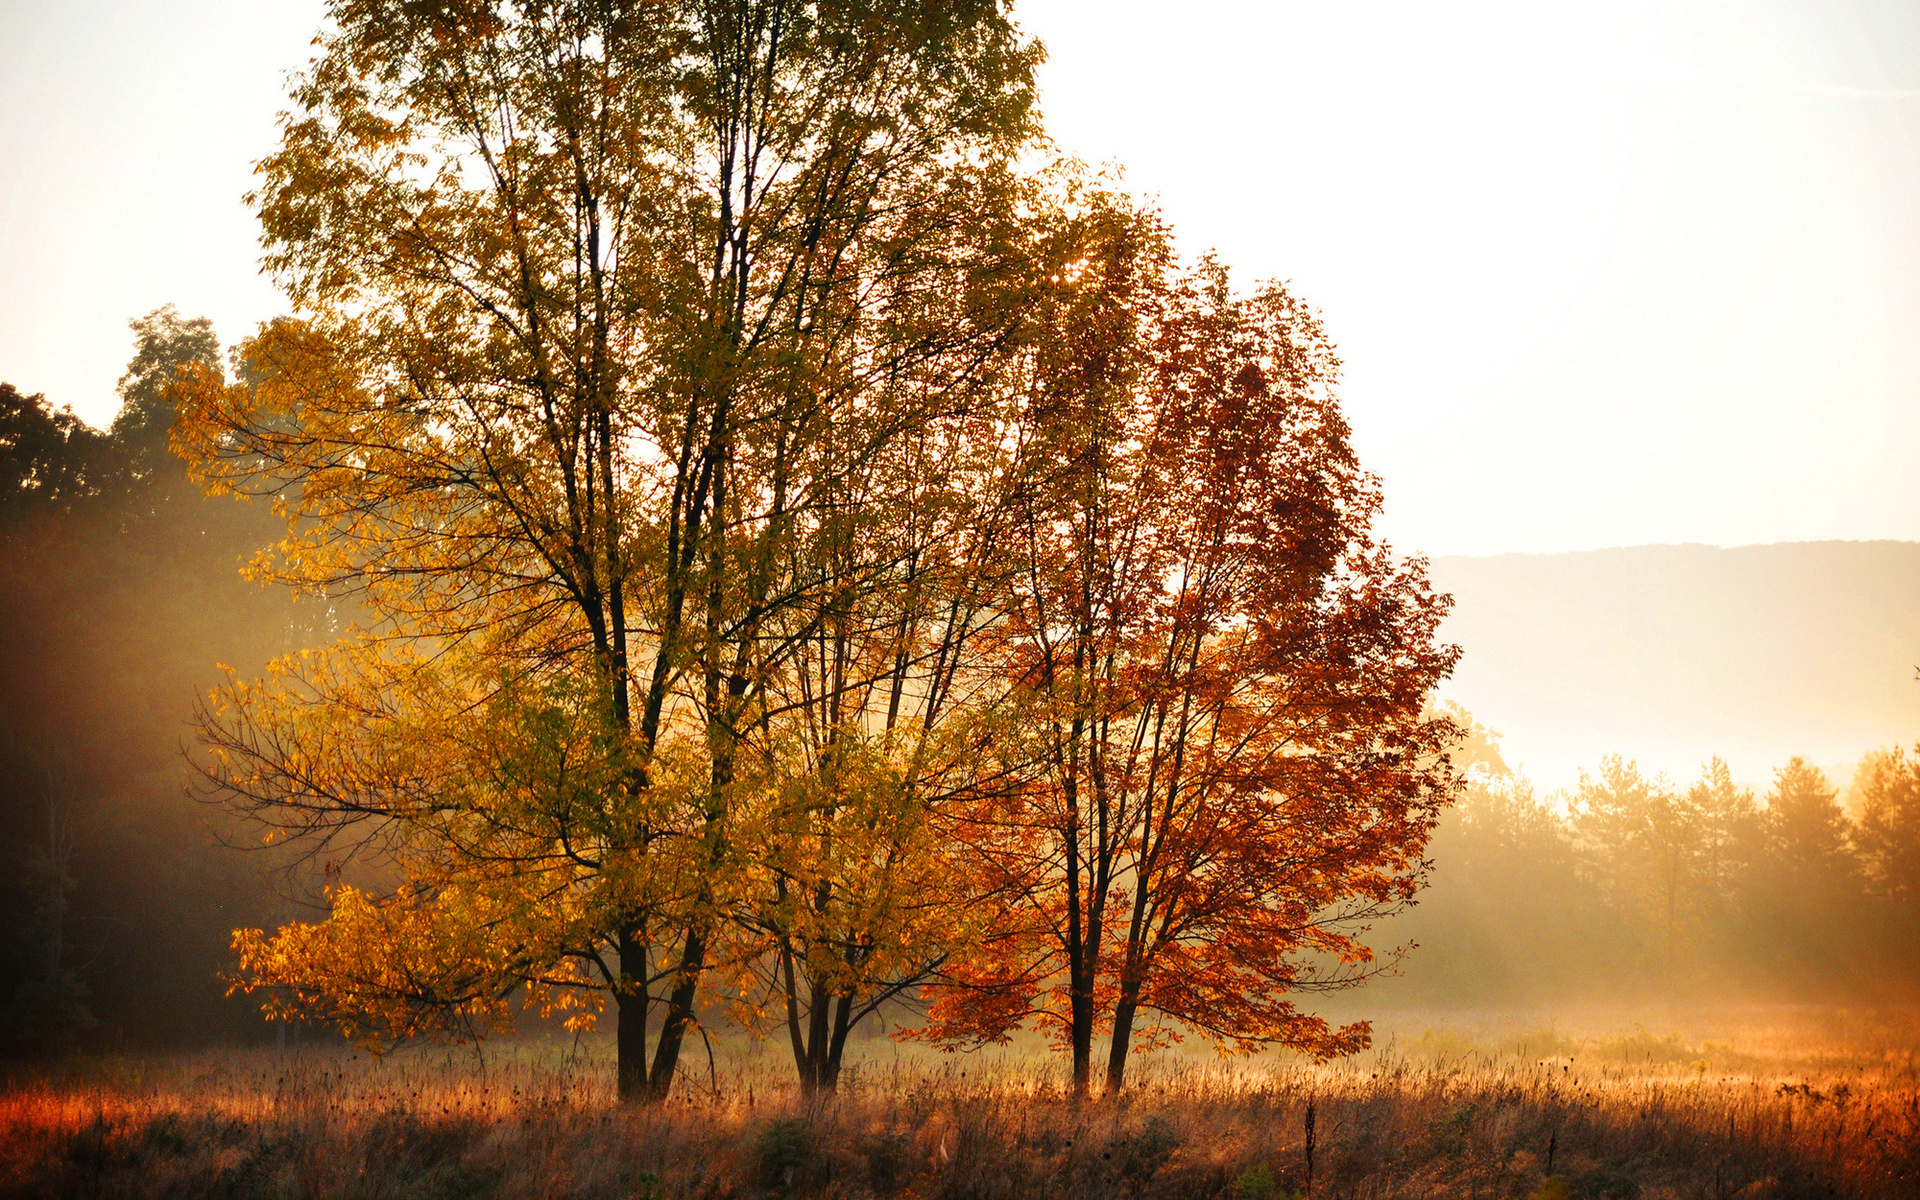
[5, 309, 1913, 1085]
[18, 0, 1902, 1106]
[1381, 709, 1920, 1004]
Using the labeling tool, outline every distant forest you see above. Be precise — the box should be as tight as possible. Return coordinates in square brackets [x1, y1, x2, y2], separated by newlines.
[2, 314, 1916, 1059]
[0, 310, 312, 1057]
[1375, 708, 1920, 1005]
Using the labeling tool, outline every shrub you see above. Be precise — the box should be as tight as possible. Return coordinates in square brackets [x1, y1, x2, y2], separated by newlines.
[753, 1117, 816, 1193]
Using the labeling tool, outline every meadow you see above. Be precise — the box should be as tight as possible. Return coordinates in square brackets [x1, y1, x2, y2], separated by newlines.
[2, 1008, 1913, 1200]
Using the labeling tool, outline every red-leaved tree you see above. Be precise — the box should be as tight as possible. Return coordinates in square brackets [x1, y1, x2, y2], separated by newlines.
[922, 251, 1461, 1098]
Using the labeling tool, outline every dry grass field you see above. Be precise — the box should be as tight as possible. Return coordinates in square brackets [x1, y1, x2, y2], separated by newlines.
[2, 1009, 1914, 1200]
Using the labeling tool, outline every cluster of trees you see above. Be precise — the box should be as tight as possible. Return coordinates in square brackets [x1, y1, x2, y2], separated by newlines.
[162, 0, 1459, 1103]
[1385, 713, 1920, 1003]
[0, 312, 311, 1056]
[10, 2, 1912, 1106]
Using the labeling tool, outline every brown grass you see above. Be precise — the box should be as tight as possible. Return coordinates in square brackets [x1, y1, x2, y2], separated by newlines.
[1, 1017, 1914, 1200]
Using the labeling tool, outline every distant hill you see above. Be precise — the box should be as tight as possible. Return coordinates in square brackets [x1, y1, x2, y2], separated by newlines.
[1427, 541, 1920, 793]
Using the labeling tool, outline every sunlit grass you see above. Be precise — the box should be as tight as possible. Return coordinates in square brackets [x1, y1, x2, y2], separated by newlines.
[3, 1012, 1916, 1198]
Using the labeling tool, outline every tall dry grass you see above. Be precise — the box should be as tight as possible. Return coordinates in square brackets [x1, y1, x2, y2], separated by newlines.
[2, 1020, 1914, 1199]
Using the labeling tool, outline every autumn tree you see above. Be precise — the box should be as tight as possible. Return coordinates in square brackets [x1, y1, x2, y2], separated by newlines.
[177, 0, 1043, 1101]
[922, 232, 1460, 1098]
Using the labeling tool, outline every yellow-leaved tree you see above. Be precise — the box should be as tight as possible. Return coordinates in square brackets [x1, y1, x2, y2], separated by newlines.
[175, 0, 1046, 1102]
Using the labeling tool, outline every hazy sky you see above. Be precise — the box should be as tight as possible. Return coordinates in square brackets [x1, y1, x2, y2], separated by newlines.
[3, 0, 1918, 558]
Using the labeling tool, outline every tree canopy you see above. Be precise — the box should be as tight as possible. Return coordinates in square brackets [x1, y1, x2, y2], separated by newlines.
[175, 0, 1462, 1102]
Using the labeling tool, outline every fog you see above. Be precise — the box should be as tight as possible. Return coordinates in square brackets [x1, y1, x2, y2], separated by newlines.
[2, 313, 1917, 1061]
[0, 310, 323, 1055]
[1368, 728, 1920, 1009]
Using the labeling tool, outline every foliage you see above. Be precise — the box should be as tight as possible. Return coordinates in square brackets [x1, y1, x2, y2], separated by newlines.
[173, 0, 1462, 1106]
[1379, 734, 1920, 1002]
[175, 0, 1049, 1100]
[1760, 757, 1855, 885]
[0, 385, 110, 513]
[751, 1117, 817, 1191]
[913, 243, 1459, 1095]
[1231, 1162, 1289, 1200]
[1739, 757, 1864, 982]
[1569, 758, 1715, 974]
[112, 306, 220, 482]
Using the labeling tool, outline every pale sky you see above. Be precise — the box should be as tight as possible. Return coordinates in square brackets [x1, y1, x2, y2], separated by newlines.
[3, 0, 1918, 558]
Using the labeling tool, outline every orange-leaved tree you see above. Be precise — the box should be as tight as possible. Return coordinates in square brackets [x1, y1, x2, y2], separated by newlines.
[923, 251, 1461, 1098]
[175, 0, 1042, 1102]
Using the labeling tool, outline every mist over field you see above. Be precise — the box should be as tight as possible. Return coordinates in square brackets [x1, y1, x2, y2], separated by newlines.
[5, 329, 1917, 1200]
[4, 395, 1914, 1049]
[4, 2, 1919, 1198]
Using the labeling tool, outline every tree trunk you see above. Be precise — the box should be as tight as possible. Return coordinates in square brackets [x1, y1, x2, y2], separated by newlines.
[1068, 972, 1094, 1096]
[1063, 771, 1094, 1100]
[822, 992, 855, 1092]
[1068, 903, 1100, 1101]
[781, 945, 814, 1092]
[1105, 997, 1138, 1094]
[801, 975, 832, 1094]
[647, 926, 706, 1099]
[1108, 854, 1157, 1096]
[785, 964, 862, 1095]
[1066, 917, 1094, 1097]
[616, 926, 649, 1103]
